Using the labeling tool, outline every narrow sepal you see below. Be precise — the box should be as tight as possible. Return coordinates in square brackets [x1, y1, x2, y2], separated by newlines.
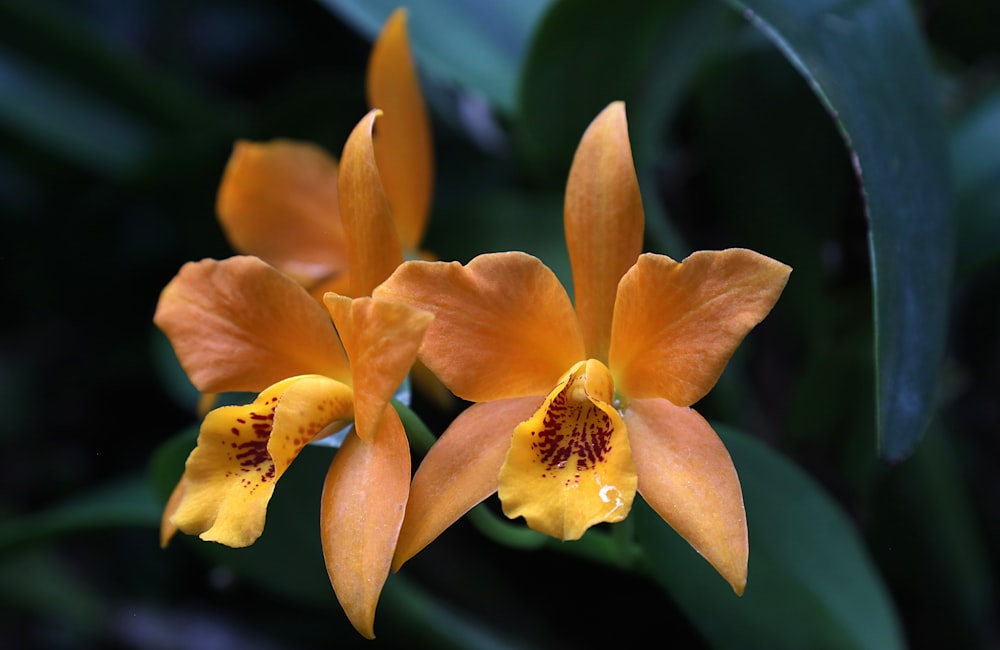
[321, 408, 410, 639]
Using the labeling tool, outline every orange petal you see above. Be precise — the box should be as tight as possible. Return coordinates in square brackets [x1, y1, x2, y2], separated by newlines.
[367, 8, 433, 251]
[154, 256, 351, 394]
[625, 397, 747, 594]
[498, 360, 637, 540]
[564, 101, 644, 362]
[324, 293, 432, 443]
[216, 139, 348, 292]
[170, 375, 354, 547]
[321, 406, 410, 639]
[609, 250, 791, 406]
[339, 109, 405, 297]
[373, 253, 586, 402]
[160, 478, 185, 548]
[393, 396, 542, 569]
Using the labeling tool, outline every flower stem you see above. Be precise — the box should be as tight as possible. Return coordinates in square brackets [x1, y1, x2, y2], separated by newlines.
[545, 524, 638, 571]
[392, 398, 437, 455]
[466, 504, 547, 550]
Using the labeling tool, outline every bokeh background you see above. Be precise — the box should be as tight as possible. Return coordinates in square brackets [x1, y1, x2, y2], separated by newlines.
[2, 0, 998, 648]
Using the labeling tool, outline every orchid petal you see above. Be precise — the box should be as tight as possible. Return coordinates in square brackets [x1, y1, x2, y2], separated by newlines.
[393, 396, 542, 570]
[610, 250, 791, 406]
[216, 140, 347, 294]
[321, 407, 410, 639]
[367, 8, 433, 251]
[159, 478, 185, 548]
[498, 360, 636, 540]
[170, 375, 354, 547]
[324, 293, 432, 442]
[564, 101, 644, 362]
[374, 253, 586, 402]
[625, 397, 747, 594]
[154, 256, 351, 394]
[340, 109, 404, 297]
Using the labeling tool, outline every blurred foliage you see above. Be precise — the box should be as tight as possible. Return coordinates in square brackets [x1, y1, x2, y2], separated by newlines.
[1, 0, 998, 648]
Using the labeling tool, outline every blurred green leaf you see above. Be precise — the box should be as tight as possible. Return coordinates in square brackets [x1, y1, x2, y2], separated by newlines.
[0, 1, 228, 177]
[719, 0, 953, 460]
[686, 46, 877, 460]
[315, 0, 551, 114]
[380, 572, 538, 650]
[0, 49, 155, 177]
[147, 425, 198, 504]
[871, 426, 998, 647]
[517, 0, 731, 256]
[150, 328, 201, 416]
[517, 0, 726, 177]
[0, 549, 105, 639]
[637, 425, 903, 650]
[0, 0, 218, 130]
[517, 0, 669, 173]
[950, 85, 1000, 275]
[429, 186, 571, 285]
[0, 476, 160, 553]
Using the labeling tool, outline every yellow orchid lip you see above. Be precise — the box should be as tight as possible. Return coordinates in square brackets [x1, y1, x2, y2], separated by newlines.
[167, 375, 355, 548]
[498, 359, 637, 541]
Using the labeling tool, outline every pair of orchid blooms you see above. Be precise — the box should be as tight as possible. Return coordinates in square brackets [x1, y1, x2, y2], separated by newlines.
[155, 9, 791, 639]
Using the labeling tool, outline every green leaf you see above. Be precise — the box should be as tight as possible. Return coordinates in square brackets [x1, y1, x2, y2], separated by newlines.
[315, 0, 552, 114]
[378, 574, 542, 650]
[0, 48, 155, 177]
[0, 476, 160, 552]
[0, 1, 226, 177]
[636, 425, 904, 650]
[150, 328, 201, 416]
[429, 186, 570, 283]
[0, 549, 105, 636]
[147, 425, 198, 504]
[716, 0, 953, 460]
[517, 0, 725, 173]
[516, 0, 730, 256]
[516, 0, 669, 173]
[950, 84, 1000, 276]
[864, 425, 998, 647]
[0, 0, 217, 130]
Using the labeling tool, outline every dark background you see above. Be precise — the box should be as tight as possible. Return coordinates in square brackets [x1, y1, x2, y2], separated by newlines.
[1, 0, 998, 648]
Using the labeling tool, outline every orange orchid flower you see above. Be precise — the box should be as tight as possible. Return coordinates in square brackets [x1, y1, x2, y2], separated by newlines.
[156, 111, 431, 639]
[214, 7, 432, 302]
[212, 6, 450, 410]
[374, 101, 791, 594]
